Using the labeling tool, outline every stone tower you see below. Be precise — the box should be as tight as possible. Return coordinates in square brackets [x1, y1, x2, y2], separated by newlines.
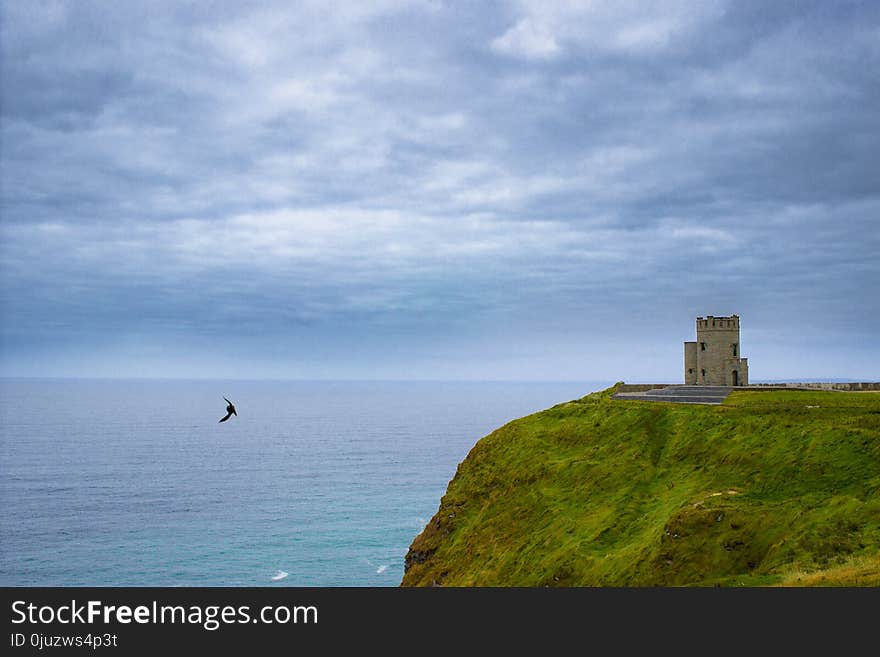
[684, 315, 749, 386]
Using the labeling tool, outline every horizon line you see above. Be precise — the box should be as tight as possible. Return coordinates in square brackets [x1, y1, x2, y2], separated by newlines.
[0, 376, 874, 384]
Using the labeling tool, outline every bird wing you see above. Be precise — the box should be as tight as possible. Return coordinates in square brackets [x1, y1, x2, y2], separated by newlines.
[219, 411, 233, 423]
[232, 408, 237, 415]
[224, 397, 232, 405]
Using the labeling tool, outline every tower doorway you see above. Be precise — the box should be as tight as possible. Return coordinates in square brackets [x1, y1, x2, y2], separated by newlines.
[732, 370, 739, 386]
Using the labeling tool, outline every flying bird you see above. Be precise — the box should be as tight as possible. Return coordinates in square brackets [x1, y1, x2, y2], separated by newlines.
[219, 397, 237, 423]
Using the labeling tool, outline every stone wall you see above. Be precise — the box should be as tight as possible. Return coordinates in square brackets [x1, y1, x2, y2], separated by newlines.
[693, 315, 747, 386]
[684, 342, 697, 384]
[747, 382, 880, 391]
[615, 383, 674, 393]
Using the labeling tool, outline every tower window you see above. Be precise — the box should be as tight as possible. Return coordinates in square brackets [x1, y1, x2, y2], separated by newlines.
[700, 342, 706, 351]
[701, 369, 706, 378]
[688, 368, 693, 374]
[732, 343, 738, 357]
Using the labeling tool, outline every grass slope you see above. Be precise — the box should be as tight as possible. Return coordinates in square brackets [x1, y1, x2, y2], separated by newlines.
[402, 384, 880, 586]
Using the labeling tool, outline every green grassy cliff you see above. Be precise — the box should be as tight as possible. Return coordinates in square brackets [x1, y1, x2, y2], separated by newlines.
[402, 384, 880, 586]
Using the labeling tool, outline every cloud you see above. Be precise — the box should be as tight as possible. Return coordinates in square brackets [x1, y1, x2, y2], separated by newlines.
[492, 17, 562, 59]
[1, 1, 878, 379]
[490, 0, 725, 60]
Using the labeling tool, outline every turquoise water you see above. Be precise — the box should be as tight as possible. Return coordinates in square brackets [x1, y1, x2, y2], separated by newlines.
[0, 379, 608, 586]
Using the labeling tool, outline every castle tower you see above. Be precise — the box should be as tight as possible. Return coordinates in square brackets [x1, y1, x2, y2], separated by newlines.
[683, 315, 748, 386]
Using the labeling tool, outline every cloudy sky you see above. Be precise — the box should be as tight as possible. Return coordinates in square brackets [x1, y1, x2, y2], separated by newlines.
[1, 1, 878, 381]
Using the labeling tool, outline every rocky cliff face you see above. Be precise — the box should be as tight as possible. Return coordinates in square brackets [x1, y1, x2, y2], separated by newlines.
[402, 385, 880, 587]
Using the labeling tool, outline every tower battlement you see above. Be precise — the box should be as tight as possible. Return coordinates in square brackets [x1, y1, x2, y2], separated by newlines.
[696, 315, 740, 330]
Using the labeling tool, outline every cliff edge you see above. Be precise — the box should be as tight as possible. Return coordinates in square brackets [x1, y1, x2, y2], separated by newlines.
[402, 384, 880, 586]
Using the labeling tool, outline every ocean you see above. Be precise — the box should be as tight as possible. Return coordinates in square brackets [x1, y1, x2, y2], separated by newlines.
[0, 379, 609, 586]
